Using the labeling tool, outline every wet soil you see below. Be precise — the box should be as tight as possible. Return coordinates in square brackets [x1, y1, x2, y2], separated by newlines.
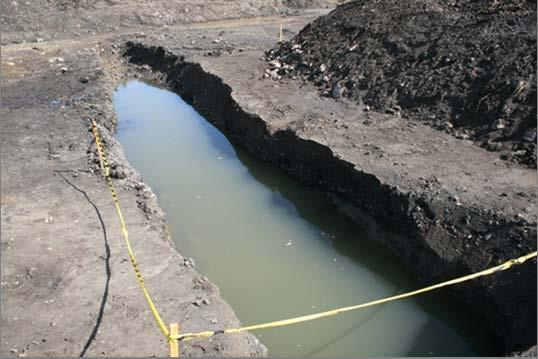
[266, 0, 537, 167]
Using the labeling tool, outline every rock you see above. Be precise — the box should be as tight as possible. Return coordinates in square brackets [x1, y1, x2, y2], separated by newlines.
[491, 119, 506, 130]
[455, 132, 470, 140]
[319, 63, 326, 72]
[449, 195, 459, 203]
[331, 83, 344, 98]
[110, 167, 126, 179]
[349, 44, 358, 51]
[269, 69, 279, 80]
[36, 38, 43, 43]
[269, 59, 281, 69]
[443, 121, 453, 130]
[487, 141, 502, 152]
[48, 57, 65, 63]
[79, 76, 89, 84]
[182, 257, 195, 268]
[60, 67, 68, 74]
[523, 129, 536, 142]
[513, 149, 527, 156]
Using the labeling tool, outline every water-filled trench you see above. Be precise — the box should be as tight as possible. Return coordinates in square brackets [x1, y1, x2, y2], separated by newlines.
[114, 80, 497, 357]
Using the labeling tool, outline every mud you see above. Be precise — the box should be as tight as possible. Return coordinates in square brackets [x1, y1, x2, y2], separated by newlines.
[123, 40, 536, 353]
[266, 0, 537, 168]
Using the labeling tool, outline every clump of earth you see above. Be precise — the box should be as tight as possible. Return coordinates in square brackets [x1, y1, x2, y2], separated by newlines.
[265, 0, 537, 167]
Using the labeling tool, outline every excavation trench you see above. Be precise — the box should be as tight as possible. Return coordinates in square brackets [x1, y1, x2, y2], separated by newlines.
[121, 43, 536, 354]
[113, 80, 500, 356]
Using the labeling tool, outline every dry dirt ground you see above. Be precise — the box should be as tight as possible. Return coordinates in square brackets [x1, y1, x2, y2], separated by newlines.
[0, 3, 334, 357]
[1, 0, 536, 357]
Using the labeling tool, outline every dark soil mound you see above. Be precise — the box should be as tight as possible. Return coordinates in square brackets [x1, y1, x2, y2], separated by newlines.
[266, 0, 537, 167]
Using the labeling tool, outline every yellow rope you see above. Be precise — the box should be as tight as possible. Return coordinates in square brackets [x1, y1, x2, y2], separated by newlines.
[174, 251, 537, 341]
[91, 120, 171, 341]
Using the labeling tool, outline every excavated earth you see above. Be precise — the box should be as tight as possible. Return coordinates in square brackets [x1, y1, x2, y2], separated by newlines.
[1, 0, 536, 357]
[266, 0, 537, 168]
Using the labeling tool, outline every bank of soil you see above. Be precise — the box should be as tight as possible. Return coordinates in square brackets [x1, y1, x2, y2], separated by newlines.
[266, 0, 537, 167]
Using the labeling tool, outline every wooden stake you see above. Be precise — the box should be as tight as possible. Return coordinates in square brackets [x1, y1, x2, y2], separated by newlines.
[169, 323, 179, 357]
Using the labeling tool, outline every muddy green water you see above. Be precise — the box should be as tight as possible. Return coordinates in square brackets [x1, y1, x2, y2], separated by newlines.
[114, 81, 497, 357]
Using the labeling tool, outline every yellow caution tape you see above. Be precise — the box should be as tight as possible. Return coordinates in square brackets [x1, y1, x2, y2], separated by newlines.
[91, 120, 171, 341]
[174, 251, 537, 341]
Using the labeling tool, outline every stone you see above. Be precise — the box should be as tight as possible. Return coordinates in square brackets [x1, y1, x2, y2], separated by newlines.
[491, 119, 505, 130]
[487, 141, 502, 152]
[110, 167, 126, 179]
[269, 60, 281, 68]
[319, 63, 326, 72]
[523, 129, 536, 143]
[182, 257, 195, 268]
[79, 76, 89, 84]
[48, 57, 64, 63]
[331, 83, 344, 98]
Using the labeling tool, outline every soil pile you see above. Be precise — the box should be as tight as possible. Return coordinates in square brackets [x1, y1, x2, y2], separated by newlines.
[266, 0, 537, 167]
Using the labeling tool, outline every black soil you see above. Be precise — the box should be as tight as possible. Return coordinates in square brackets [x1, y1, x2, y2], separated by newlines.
[266, 0, 537, 167]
